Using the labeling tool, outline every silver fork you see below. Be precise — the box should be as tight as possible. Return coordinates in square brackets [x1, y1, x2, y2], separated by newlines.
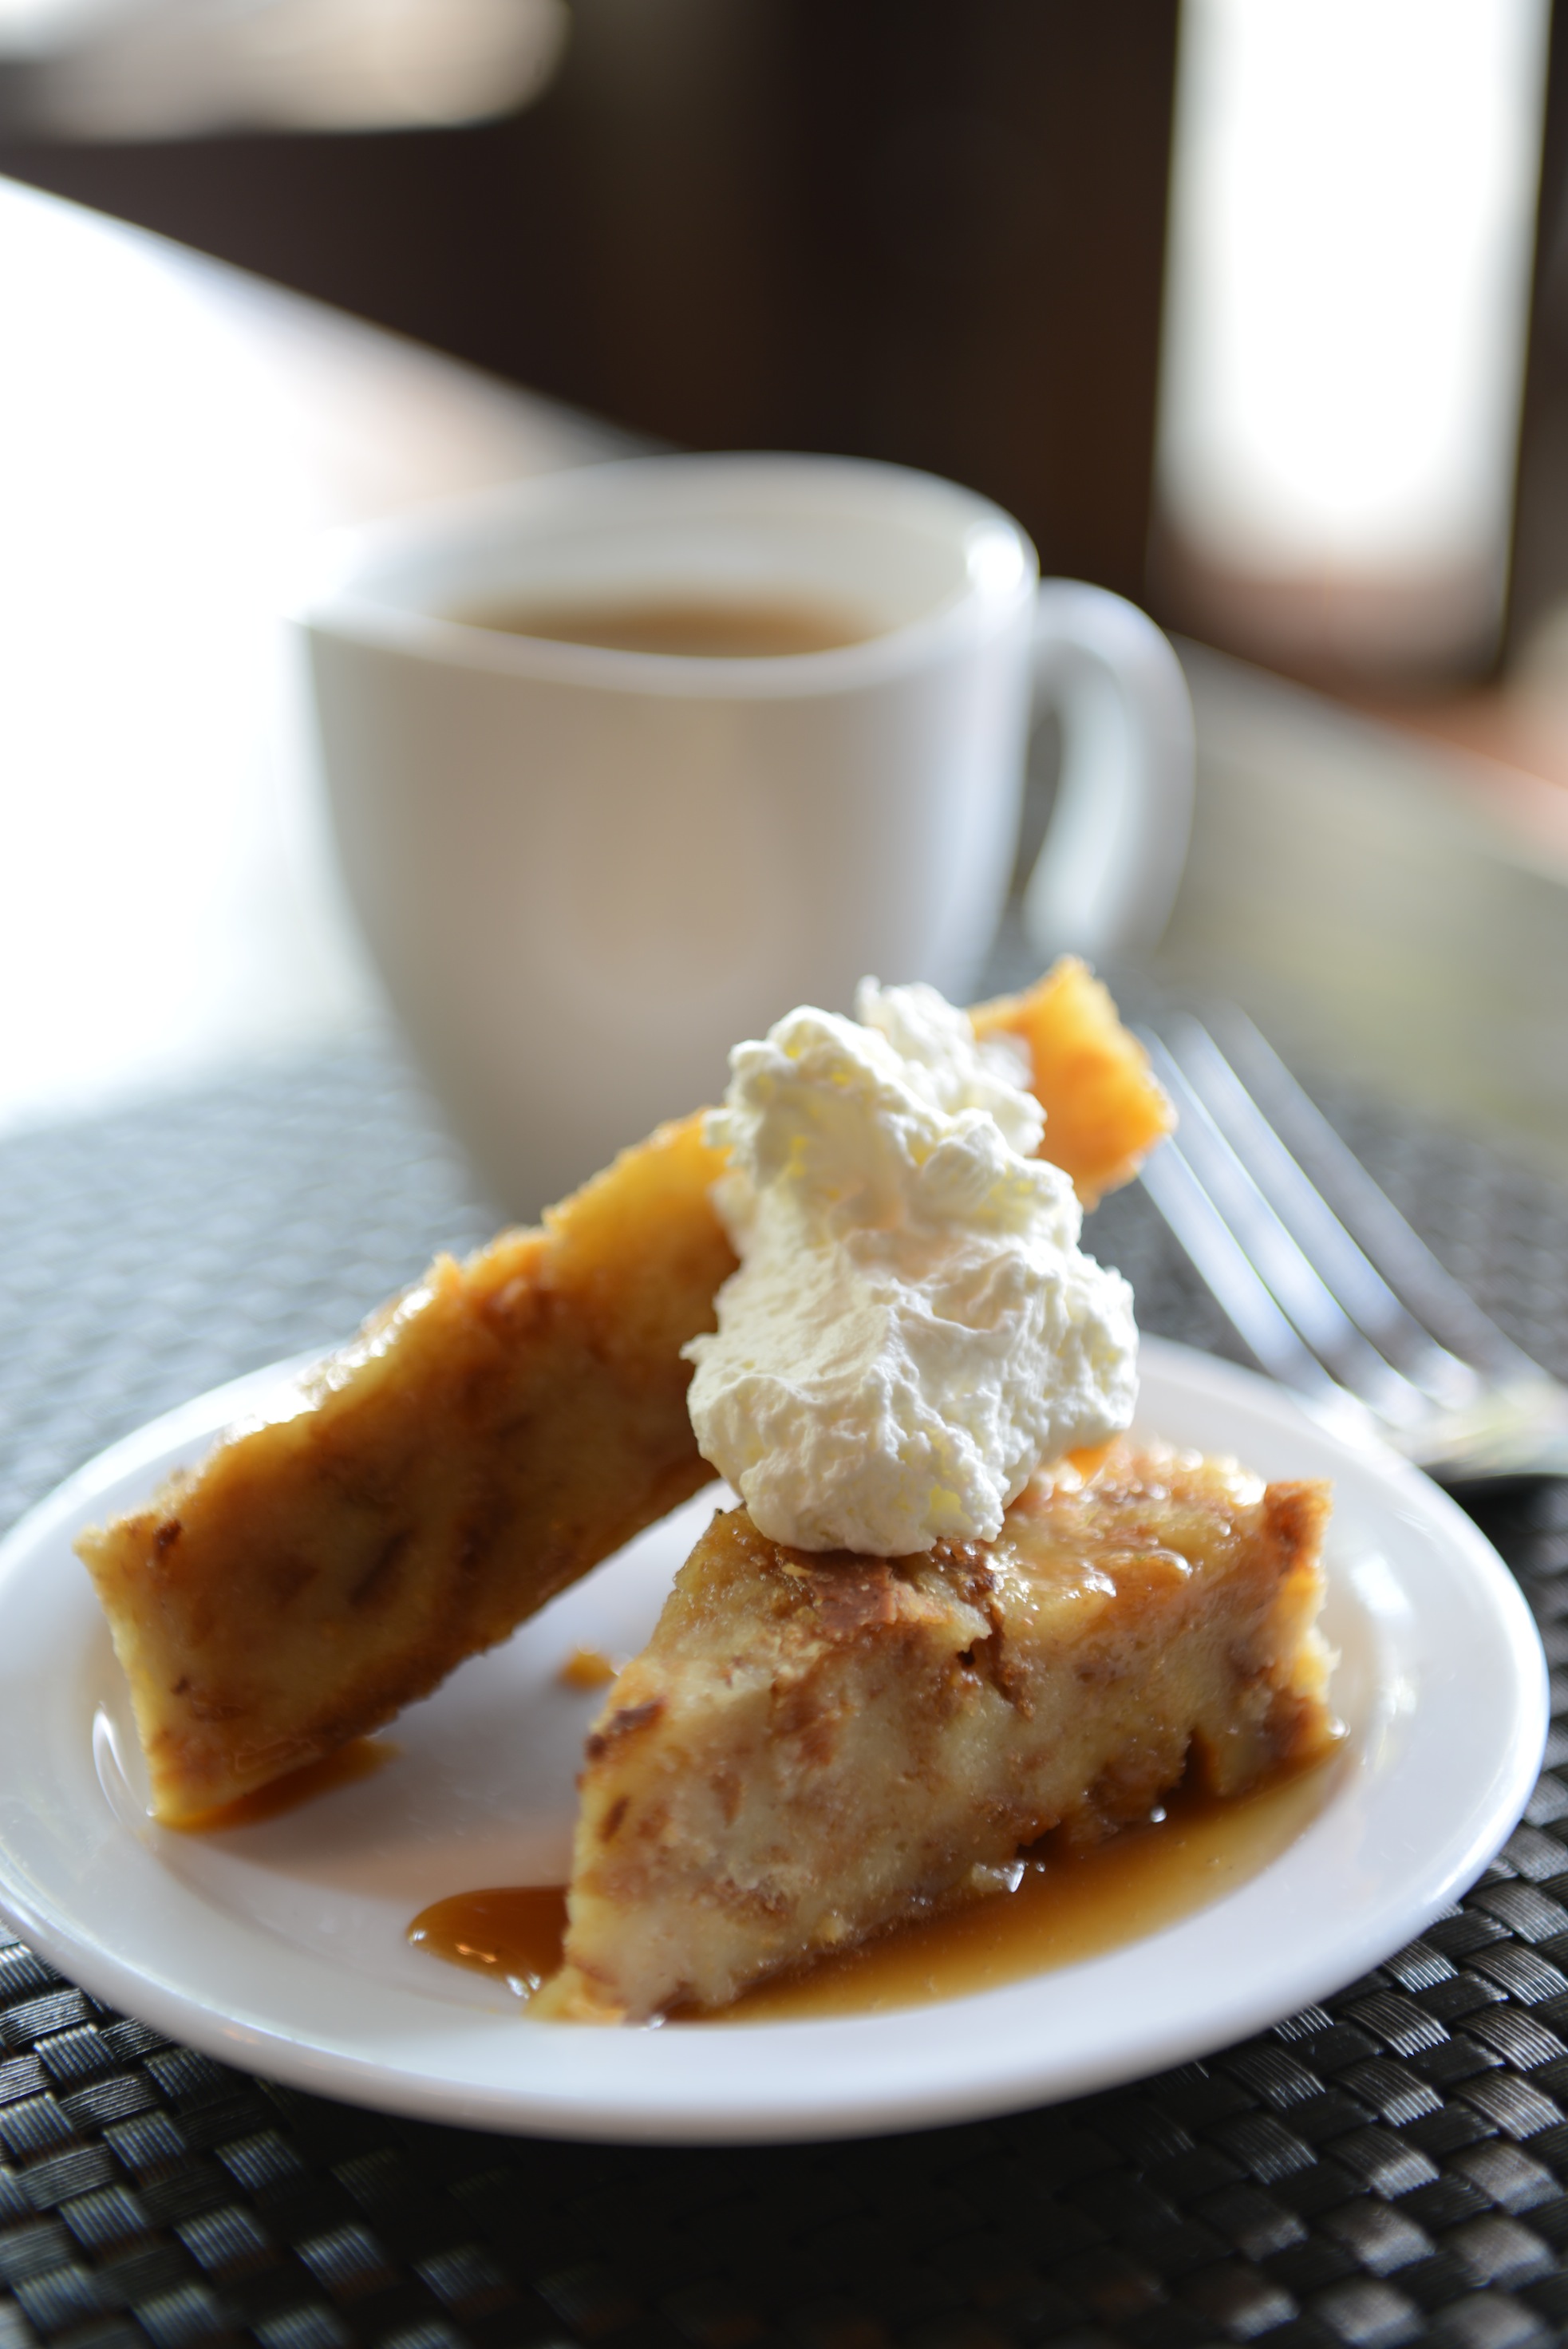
[1136, 1009, 1568, 1488]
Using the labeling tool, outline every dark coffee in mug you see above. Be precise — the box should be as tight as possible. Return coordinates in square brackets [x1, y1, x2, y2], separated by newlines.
[456, 593, 873, 659]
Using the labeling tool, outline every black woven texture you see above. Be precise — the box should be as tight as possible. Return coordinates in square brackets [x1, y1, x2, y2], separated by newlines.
[4, 1041, 1568, 2349]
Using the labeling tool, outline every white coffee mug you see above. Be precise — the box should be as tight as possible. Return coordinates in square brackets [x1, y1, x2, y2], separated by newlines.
[300, 454, 1192, 1218]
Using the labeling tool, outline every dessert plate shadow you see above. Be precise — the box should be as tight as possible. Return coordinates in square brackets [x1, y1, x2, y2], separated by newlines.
[0, 1337, 1546, 2145]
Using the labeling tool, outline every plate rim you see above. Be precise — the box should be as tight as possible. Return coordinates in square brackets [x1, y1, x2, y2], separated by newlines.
[0, 1336, 1548, 2144]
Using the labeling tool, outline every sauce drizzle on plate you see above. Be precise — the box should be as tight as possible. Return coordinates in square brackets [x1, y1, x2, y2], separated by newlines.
[409, 1885, 568, 1999]
[176, 1737, 398, 1831]
[406, 1757, 1334, 2020]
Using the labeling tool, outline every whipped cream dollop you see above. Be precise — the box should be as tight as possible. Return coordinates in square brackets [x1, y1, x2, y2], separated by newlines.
[683, 980, 1137, 1555]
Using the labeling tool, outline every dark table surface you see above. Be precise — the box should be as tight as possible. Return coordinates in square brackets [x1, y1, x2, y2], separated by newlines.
[4, 1036, 1568, 2349]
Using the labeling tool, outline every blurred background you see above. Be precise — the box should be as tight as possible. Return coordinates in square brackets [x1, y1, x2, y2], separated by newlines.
[2, 0, 1567, 1161]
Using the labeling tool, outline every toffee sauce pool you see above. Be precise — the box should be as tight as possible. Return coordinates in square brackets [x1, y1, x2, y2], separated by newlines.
[172, 1737, 399, 1831]
[404, 1759, 1333, 2022]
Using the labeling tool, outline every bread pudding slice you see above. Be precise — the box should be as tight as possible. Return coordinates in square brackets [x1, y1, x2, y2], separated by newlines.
[534, 1446, 1335, 2023]
[77, 1112, 735, 1823]
[77, 961, 1172, 1824]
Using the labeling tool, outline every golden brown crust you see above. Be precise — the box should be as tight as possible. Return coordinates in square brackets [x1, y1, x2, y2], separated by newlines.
[536, 1445, 1336, 2022]
[77, 962, 1174, 1822]
[77, 1115, 734, 1821]
[974, 957, 1175, 1206]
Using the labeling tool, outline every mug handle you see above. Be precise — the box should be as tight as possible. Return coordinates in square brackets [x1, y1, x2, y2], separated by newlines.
[1021, 579, 1195, 963]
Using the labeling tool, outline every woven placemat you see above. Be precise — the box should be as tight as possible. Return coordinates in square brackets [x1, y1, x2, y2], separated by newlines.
[4, 1039, 1568, 2349]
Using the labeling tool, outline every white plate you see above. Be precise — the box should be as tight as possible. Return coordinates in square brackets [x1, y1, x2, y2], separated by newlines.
[0, 1336, 1546, 2145]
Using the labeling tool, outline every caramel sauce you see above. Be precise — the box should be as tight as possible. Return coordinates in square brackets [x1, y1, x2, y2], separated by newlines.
[176, 1736, 398, 1830]
[1059, 1438, 1116, 1484]
[409, 1885, 569, 1998]
[558, 1646, 621, 1690]
[404, 1759, 1332, 2019]
[721, 1762, 1330, 2021]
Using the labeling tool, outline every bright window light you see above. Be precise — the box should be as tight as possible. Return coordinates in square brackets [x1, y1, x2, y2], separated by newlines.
[1157, 0, 1549, 668]
[3, 0, 570, 136]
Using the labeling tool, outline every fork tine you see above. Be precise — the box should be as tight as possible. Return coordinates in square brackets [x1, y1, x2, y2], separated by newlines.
[1139, 1032, 1437, 1431]
[1211, 1009, 1539, 1385]
[1135, 1115, 1365, 1417]
[1138, 1007, 1568, 1482]
[1163, 1015, 1482, 1412]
